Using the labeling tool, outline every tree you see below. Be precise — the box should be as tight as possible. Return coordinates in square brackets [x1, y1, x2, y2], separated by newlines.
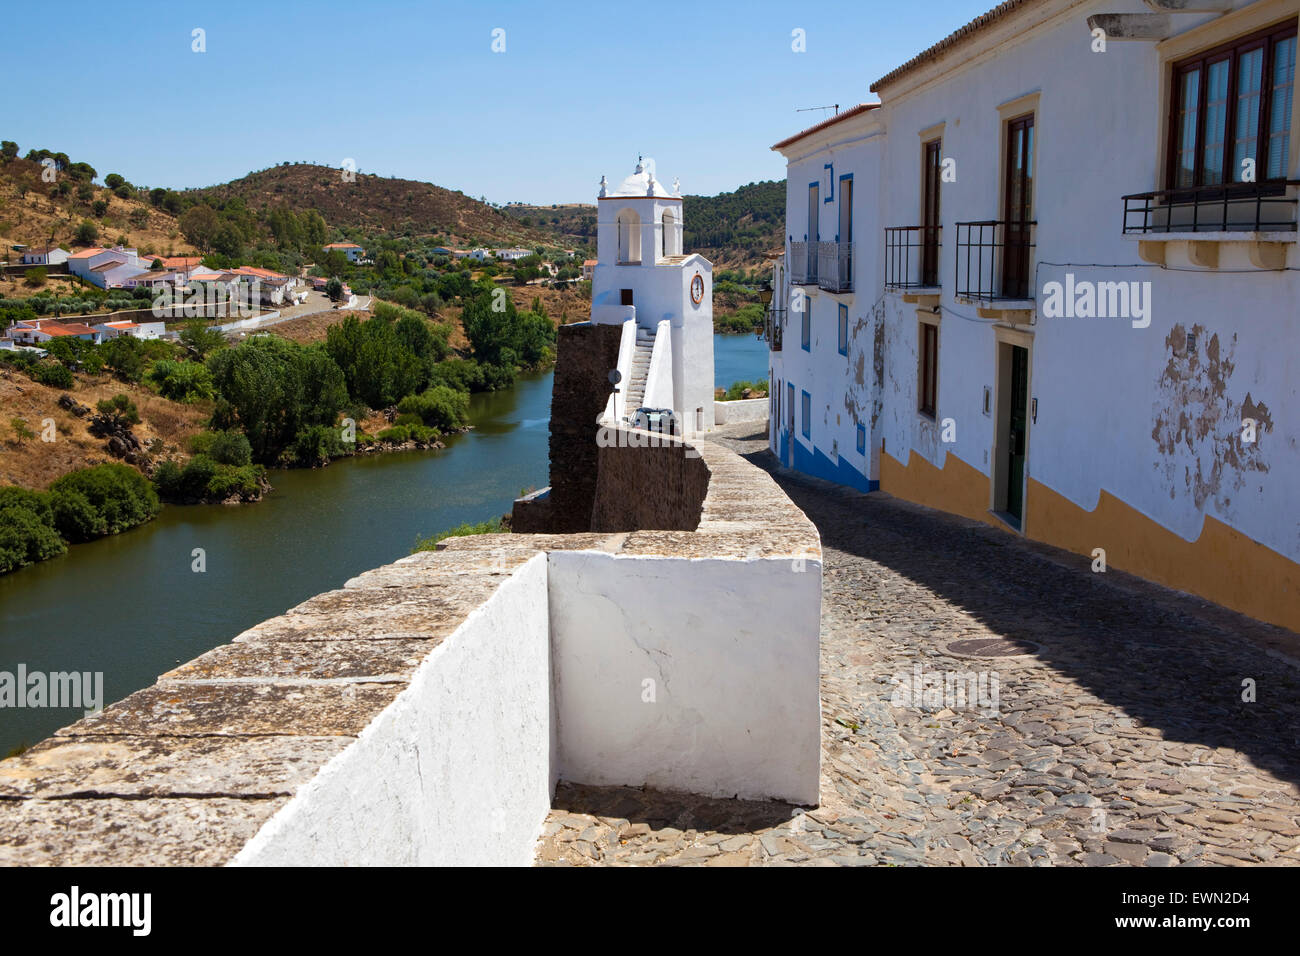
[208, 337, 348, 464]
[92, 199, 108, 218]
[179, 204, 219, 252]
[0, 141, 17, 164]
[178, 321, 227, 360]
[325, 276, 343, 301]
[75, 220, 99, 245]
[212, 222, 244, 258]
[104, 173, 126, 189]
[24, 267, 47, 288]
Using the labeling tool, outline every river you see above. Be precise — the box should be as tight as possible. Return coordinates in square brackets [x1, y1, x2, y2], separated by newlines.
[0, 334, 768, 754]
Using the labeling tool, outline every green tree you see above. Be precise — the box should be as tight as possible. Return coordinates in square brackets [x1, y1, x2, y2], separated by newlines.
[75, 220, 99, 245]
[178, 321, 227, 359]
[179, 204, 219, 252]
[208, 337, 348, 464]
[0, 141, 18, 164]
[104, 173, 126, 189]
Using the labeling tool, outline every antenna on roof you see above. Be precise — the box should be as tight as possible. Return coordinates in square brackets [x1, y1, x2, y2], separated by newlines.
[795, 104, 839, 116]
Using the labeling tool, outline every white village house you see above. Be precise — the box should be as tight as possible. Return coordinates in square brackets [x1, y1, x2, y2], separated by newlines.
[322, 242, 364, 263]
[767, 0, 1299, 633]
[591, 158, 715, 436]
[18, 244, 69, 266]
[67, 245, 151, 289]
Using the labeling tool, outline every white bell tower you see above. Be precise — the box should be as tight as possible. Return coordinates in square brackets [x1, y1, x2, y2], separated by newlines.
[590, 158, 715, 436]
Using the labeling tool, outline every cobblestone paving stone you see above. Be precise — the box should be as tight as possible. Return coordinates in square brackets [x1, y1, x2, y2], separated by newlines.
[533, 425, 1300, 866]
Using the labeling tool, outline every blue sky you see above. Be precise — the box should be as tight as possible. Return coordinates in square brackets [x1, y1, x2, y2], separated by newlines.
[5, 0, 996, 203]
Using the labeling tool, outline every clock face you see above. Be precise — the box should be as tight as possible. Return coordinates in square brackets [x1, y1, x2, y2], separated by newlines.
[690, 273, 704, 305]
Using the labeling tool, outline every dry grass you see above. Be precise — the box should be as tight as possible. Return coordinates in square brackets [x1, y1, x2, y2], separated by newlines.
[0, 157, 195, 262]
[0, 371, 208, 489]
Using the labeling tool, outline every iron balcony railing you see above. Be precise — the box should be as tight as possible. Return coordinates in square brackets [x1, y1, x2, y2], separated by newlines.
[884, 226, 942, 290]
[1122, 180, 1300, 235]
[789, 241, 818, 285]
[954, 219, 1037, 301]
[816, 241, 853, 293]
[764, 308, 785, 352]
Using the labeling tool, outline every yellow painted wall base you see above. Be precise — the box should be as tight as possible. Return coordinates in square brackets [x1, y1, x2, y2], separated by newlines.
[880, 449, 1002, 530]
[879, 448, 1300, 633]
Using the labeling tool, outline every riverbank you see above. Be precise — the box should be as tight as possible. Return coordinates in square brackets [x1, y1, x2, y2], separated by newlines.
[0, 336, 768, 757]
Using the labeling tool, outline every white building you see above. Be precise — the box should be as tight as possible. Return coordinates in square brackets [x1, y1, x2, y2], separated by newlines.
[592, 158, 715, 436]
[767, 0, 1300, 633]
[19, 245, 69, 266]
[67, 246, 149, 289]
[323, 242, 364, 263]
[495, 247, 534, 261]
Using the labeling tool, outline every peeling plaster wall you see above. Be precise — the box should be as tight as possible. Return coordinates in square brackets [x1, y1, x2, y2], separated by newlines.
[773, 0, 1300, 586]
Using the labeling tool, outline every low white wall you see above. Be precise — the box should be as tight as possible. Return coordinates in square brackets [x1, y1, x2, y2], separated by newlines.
[548, 550, 822, 805]
[714, 398, 769, 425]
[232, 555, 553, 866]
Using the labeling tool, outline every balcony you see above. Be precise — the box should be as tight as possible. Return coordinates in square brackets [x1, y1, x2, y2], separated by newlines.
[884, 226, 942, 298]
[816, 241, 853, 293]
[789, 241, 818, 285]
[954, 220, 1037, 315]
[764, 308, 785, 352]
[1122, 181, 1299, 269]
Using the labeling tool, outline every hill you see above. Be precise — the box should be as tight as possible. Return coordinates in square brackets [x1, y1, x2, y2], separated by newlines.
[190, 164, 557, 249]
[0, 151, 194, 261]
[501, 180, 785, 269]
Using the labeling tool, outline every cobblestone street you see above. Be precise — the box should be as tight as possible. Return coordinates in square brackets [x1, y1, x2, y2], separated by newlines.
[534, 424, 1300, 866]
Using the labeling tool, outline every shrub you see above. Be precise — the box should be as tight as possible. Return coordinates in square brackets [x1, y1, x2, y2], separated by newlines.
[76, 220, 99, 244]
[396, 385, 469, 432]
[34, 362, 73, 389]
[203, 430, 252, 467]
[23, 267, 47, 288]
[47, 463, 160, 542]
[287, 424, 349, 467]
[0, 488, 66, 574]
[100, 335, 146, 382]
[96, 394, 140, 425]
[146, 359, 213, 402]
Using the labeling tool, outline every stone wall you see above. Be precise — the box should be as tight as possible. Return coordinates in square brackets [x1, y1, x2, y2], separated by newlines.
[529, 321, 622, 532]
[0, 436, 823, 862]
[590, 432, 710, 532]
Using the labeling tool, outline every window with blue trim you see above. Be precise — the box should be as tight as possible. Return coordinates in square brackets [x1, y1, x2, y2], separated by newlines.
[837, 303, 848, 356]
[801, 390, 811, 439]
[801, 303, 810, 351]
[856, 424, 866, 455]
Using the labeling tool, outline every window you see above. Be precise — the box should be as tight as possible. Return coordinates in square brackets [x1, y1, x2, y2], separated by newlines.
[1168, 22, 1297, 188]
[856, 423, 866, 455]
[620, 288, 634, 306]
[922, 139, 942, 286]
[837, 303, 848, 355]
[838, 175, 853, 244]
[787, 383, 794, 434]
[918, 320, 938, 419]
[801, 303, 810, 351]
[801, 390, 811, 439]
[1003, 113, 1034, 299]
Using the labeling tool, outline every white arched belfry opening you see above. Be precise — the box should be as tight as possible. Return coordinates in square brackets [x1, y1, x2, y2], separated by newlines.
[616, 208, 642, 264]
[661, 208, 680, 258]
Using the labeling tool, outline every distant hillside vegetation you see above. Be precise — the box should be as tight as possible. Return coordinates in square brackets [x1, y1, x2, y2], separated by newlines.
[682, 180, 784, 260]
[0, 141, 194, 260]
[190, 164, 552, 247]
[502, 180, 786, 267]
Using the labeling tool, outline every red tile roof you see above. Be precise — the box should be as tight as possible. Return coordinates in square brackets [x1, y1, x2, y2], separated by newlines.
[68, 247, 105, 260]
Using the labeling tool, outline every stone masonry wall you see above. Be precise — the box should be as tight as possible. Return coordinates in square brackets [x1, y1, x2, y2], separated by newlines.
[591, 433, 710, 532]
[518, 321, 622, 533]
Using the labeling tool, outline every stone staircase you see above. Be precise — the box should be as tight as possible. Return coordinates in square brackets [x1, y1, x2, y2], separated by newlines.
[624, 325, 656, 416]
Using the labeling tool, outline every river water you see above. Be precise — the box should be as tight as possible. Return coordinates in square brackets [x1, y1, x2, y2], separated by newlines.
[0, 334, 768, 754]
